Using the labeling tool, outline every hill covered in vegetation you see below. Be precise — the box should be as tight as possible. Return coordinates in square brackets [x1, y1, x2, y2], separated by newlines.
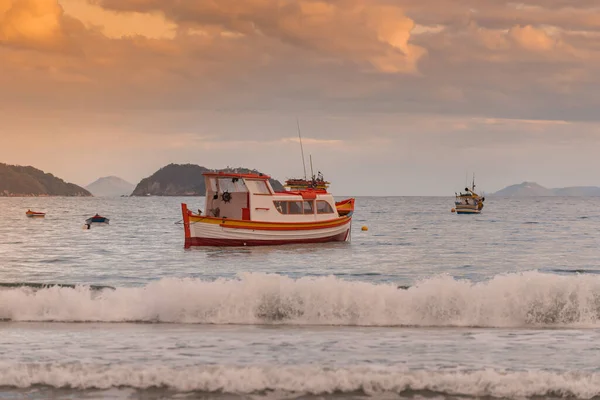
[0, 163, 91, 197]
[131, 164, 284, 196]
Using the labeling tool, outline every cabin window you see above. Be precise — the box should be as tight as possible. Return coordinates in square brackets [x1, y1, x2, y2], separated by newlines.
[217, 177, 248, 193]
[273, 200, 312, 215]
[316, 200, 334, 214]
[274, 201, 286, 214]
[208, 178, 217, 192]
[303, 200, 314, 214]
[246, 179, 270, 194]
[288, 201, 303, 214]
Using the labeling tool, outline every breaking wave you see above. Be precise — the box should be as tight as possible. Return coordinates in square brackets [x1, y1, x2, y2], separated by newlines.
[2, 271, 600, 327]
[2, 363, 600, 398]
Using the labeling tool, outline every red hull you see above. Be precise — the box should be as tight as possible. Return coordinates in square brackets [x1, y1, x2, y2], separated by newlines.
[185, 230, 349, 248]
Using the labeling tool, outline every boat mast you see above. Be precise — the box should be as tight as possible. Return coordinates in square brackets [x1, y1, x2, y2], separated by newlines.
[296, 118, 307, 180]
[310, 154, 314, 179]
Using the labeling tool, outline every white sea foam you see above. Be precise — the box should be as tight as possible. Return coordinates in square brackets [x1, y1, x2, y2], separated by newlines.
[1, 271, 600, 326]
[1, 363, 600, 398]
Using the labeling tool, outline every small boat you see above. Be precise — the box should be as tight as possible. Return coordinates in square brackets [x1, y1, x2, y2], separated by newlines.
[26, 210, 45, 218]
[86, 214, 109, 224]
[181, 171, 353, 247]
[335, 198, 355, 216]
[453, 176, 485, 214]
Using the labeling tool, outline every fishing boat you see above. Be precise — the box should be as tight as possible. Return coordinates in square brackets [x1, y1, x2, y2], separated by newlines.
[181, 171, 353, 247]
[86, 214, 109, 224]
[26, 210, 45, 218]
[453, 176, 485, 214]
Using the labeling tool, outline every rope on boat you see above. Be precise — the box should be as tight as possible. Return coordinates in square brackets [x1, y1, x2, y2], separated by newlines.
[174, 219, 206, 226]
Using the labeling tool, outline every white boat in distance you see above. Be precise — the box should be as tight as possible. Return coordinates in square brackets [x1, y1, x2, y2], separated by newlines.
[453, 177, 485, 214]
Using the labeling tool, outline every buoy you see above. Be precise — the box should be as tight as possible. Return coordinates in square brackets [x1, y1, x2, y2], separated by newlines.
[451, 208, 456, 213]
[361, 226, 368, 231]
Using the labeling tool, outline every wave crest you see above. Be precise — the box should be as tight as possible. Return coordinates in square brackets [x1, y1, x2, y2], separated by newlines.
[1, 363, 600, 398]
[2, 271, 600, 326]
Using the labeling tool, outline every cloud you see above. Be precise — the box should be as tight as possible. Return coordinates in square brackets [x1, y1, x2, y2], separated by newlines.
[482, 118, 569, 126]
[59, 0, 176, 39]
[1, 0, 598, 121]
[1, 0, 600, 193]
[282, 137, 342, 145]
[92, 0, 427, 73]
[0, 0, 76, 51]
[508, 25, 558, 51]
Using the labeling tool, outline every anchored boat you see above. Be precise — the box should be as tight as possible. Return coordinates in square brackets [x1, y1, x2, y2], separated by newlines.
[26, 210, 45, 218]
[86, 214, 109, 224]
[181, 172, 354, 247]
[453, 176, 485, 214]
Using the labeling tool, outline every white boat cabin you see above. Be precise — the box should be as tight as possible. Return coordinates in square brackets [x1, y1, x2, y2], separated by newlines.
[202, 172, 340, 222]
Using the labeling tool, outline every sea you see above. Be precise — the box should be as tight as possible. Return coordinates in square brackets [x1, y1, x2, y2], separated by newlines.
[2, 196, 600, 399]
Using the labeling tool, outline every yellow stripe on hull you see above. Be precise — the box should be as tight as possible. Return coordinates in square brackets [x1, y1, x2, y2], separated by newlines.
[188, 215, 351, 230]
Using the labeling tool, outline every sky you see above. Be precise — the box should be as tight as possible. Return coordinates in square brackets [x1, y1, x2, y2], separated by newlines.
[1, 0, 600, 196]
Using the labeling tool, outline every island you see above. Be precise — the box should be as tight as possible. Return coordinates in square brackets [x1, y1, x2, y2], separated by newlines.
[491, 182, 600, 197]
[0, 163, 91, 197]
[86, 176, 134, 197]
[131, 164, 285, 196]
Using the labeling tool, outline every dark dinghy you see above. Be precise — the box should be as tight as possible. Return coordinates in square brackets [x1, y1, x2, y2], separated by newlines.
[86, 214, 110, 225]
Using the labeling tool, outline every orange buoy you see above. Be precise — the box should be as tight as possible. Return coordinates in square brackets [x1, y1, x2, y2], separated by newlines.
[451, 208, 456, 213]
[361, 226, 368, 231]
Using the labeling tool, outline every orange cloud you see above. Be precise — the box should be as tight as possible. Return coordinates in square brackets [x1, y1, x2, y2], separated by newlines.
[508, 25, 557, 51]
[3, 0, 600, 195]
[59, 0, 176, 39]
[0, 0, 72, 50]
[0, 0, 599, 124]
[92, 0, 427, 73]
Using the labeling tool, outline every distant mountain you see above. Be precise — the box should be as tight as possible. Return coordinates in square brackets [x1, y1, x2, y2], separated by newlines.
[0, 163, 91, 197]
[552, 186, 600, 196]
[492, 182, 600, 197]
[86, 176, 134, 197]
[492, 182, 554, 197]
[131, 164, 284, 196]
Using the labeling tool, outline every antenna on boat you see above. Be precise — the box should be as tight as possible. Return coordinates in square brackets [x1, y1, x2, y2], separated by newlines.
[296, 118, 307, 180]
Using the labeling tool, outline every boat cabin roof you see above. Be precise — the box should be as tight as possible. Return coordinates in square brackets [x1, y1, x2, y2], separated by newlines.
[279, 188, 327, 195]
[202, 172, 333, 198]
[202, 172, 270, 180]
